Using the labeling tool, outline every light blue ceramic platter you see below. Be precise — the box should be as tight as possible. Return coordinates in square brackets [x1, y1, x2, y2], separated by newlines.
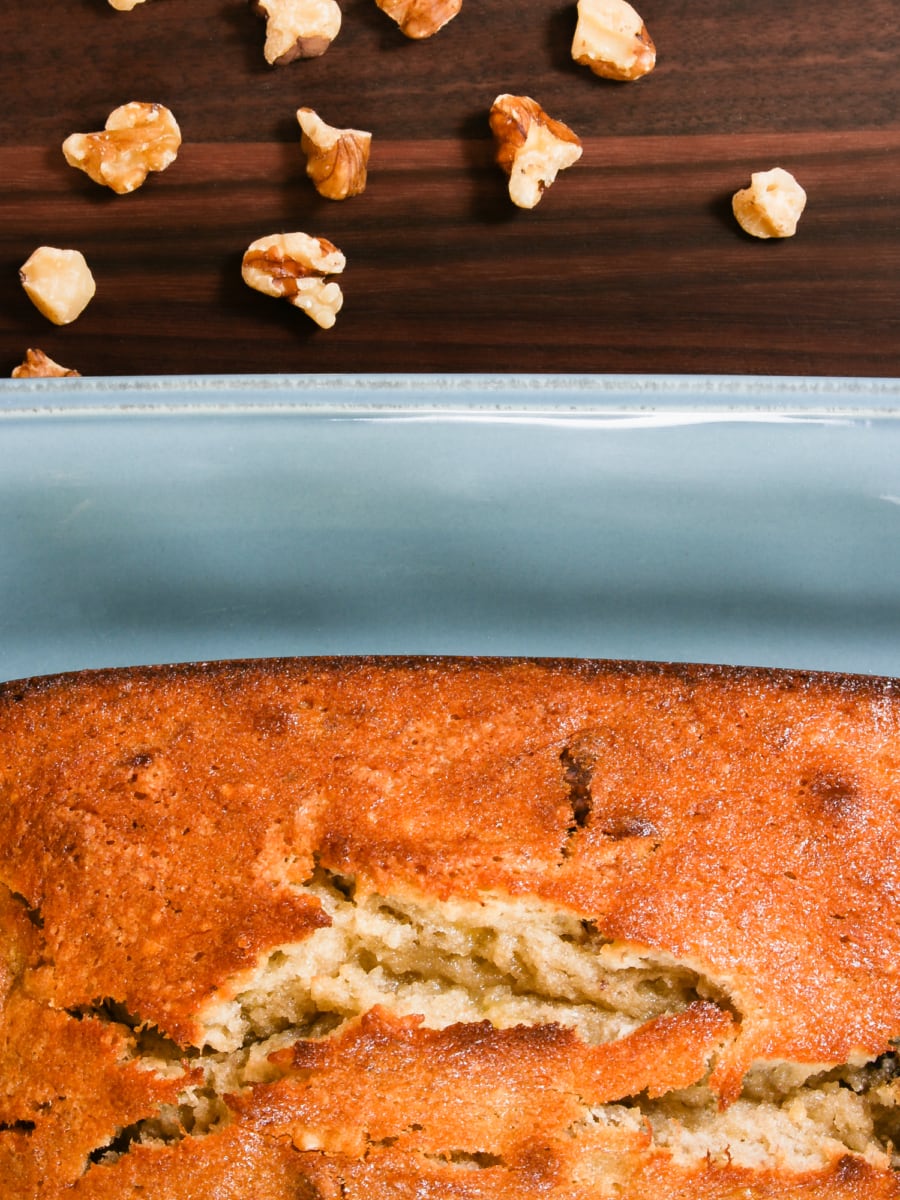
[1, 374, 899, 684]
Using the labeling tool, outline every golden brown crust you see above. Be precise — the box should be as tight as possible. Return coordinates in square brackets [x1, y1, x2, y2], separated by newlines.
[0, 880, 190, 1194]
[2, 657, 900, 1197]
[275, 1148, 900, 1200]
[237, 1001, 732, 1154]
[64, 1126, 312, 1200]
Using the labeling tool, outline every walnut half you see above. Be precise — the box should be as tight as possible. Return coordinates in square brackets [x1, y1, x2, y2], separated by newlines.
[252, 0, 342, 63]
[242, 233, 346, 328]
[489, 95, 583, 210]
[732, 168, 807, 239]
[11, 349, 81, 379]
[297, 108, 372, 200]
[62, 102, 181, 195]
[374, 0, 462, 39]
[572, 0, 656, 82]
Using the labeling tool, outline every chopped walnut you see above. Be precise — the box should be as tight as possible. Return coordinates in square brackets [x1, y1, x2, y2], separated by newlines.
[242, 233, 346, 328]
[252, 0, 341, 63]
[572, 0, 656, 81]
[19, 247, 96, 326]
[489, 94, 583, 210]
[11, 349, 81, 379]
[62, 102, 181, 195]
[297, 108, 372, 200]
[374, 0, 462, 39]
[732, 168, 807, 239]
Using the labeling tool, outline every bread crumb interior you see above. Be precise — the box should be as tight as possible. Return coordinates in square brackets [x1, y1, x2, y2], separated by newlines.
[202, 868, 719, 1052]
[86, 870, 900, 1176]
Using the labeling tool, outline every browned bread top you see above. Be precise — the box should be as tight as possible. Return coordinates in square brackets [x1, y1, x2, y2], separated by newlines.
[2, 657, 899, 1198]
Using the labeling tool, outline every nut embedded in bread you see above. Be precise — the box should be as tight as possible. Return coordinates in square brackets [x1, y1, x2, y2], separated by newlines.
[1, 656, 900, 1198]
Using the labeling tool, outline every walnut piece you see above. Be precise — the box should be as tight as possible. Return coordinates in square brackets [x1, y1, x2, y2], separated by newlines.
[489, 94, 583, 210]
[297, 108, 372, 200]
[732, 168, 807, 239]
[572, 0, 656, 81]
[374, 0, 462, 39]
[252, 0, 341, 63]
[19, 247, 96, 326]
[242, 233, 346, 328]
[11, 349, 81, 379]
[62, 102, 181, 195]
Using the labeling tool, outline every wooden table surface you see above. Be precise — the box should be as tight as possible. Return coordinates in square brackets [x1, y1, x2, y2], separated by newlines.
[1, 1, 898, 379]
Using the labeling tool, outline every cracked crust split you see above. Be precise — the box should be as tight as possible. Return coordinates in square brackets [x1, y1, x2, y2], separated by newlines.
[2, 656, 900, 1198]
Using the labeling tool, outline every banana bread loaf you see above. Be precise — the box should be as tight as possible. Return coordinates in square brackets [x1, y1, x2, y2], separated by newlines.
[1, 656, 899, 1198]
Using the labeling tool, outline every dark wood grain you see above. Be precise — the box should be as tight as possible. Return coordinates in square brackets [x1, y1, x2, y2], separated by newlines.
[1, 0, 898, 378]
